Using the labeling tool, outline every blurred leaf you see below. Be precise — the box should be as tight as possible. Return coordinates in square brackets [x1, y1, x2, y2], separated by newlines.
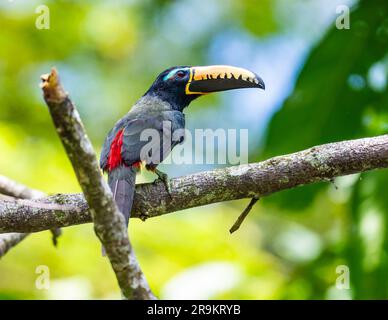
[263, 0, 388, 209]
[236, 0, 277, 36]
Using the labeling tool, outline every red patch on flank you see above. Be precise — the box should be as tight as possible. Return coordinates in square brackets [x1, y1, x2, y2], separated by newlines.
[106, 130, 142, 172]
[107, 129, 124, 171]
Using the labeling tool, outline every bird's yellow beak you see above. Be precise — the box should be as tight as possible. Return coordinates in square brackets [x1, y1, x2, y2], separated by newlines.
[185, 65, 265, 95]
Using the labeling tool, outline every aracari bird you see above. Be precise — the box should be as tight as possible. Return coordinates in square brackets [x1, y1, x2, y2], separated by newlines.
[100, 65, 265, 235]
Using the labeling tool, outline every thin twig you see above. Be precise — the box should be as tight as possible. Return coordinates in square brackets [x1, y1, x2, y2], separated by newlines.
[0, 233, 29, 258]
[0, 175, 59, 258]
[0, 175, 64, 251]
[229, 197, 259, 234]
[0, 175, 45, 199]
[50, 228, 62, 247]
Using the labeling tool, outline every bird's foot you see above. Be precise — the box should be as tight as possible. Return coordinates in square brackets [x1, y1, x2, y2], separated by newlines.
[154, 169, 172, 199]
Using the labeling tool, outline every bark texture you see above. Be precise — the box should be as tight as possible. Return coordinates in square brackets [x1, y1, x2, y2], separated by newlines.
[0, 175, 46, 258]
[0, 233, 29, 258]
[0, 175, 45, 199]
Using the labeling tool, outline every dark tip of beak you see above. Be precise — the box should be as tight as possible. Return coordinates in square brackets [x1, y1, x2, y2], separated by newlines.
[255, 74, 265, 90]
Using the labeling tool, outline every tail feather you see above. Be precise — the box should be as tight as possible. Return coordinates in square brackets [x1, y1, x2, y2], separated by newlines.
[102, 167, 136, 256]
[110, 178, 135, 226]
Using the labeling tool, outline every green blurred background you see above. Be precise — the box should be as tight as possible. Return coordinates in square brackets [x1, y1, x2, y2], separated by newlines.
[1, 0, 388, 299]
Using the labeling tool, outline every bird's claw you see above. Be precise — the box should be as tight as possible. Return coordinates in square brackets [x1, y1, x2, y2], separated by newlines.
[154, 169, 172, 199]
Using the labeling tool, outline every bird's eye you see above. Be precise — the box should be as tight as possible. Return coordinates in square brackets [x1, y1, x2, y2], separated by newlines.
[176, 70, 186, 78]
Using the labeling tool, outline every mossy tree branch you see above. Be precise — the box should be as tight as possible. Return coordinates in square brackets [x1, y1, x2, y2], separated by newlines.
[0, 134, 387, 234]
[39, 68, 155, 300]
[0, 175, 45, 259]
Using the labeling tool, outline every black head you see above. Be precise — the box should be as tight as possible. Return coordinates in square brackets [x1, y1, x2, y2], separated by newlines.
[144, 65, 265, 112]
[144, 66, 197, 111]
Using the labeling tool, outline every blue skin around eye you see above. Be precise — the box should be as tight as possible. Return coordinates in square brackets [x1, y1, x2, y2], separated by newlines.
[164, 68, 189, 81]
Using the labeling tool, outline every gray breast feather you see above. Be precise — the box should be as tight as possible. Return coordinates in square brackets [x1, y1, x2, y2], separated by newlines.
[121, 110, 185, 166]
